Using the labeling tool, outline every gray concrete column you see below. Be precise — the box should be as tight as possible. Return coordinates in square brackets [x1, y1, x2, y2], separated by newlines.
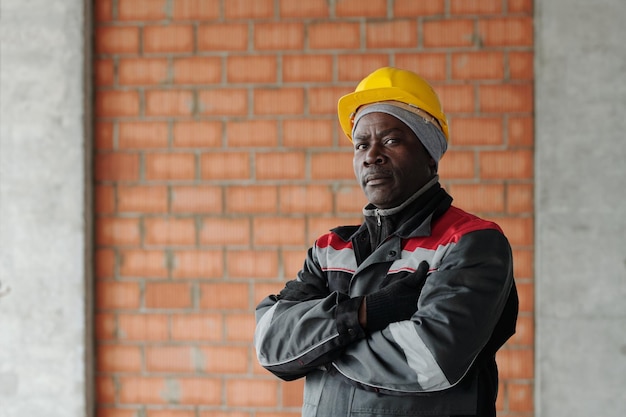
[0, 0, 91, 416]
[535, 1, 626, 416]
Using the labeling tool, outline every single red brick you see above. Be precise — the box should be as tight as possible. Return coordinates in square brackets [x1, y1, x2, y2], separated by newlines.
[97, 344, 142, 372]
[452, 51, 505, 80]
[224, 313, 255, 342]
[256, 152, 306, 180]
[144, 217, 197, 246]
[145, 282, 192, 309]
[423, 19, 475, 48]
[95, 59, 115, 86]
[117, 58, 168, 85]
[226, 120, 278, 147]
[449, 116, 503, 146]
[394, 0, 445, 16]
[95, 313, 116, 340]
[95, 185, 115, 214]
[172, 0, 220, 20]
[173, 121, 222, 148]
[478, 17, 533, 47]
[224, 0, 274, 19]
[143, 25, 194, 53]
[119, 249, 168, 278]
[96, 217, 141, 246]
[508, 116, 534, 146]
[336, 0, 386, 17]
[172, 249, 224, 279]
[507, 183, 533, 213]
[310, 152, 357, 180]
[95, 249, 116, 279]
[227, 56, 277, 83]
[95, 0, 113, 22]
[200, 152, 251, 180]
[173, 56, 222, 84]
[438, 151, 476, 179]
[171, 313, 223, 341]
[479, 84, 533, 113]
[226, 378, 279, 407]
[509, 51, 534, 80]
[147, 410, 197, 417]
[118, 0, 168, 21]
[97, 281, 141, 309]
[95, 122, 114, 150]
[283, 55, 333, 82]
[226, 186, 278, 214]
[144, 153, 196, 180]
[366, 20, 418, 49]
[171, 185, 222, 214]
[145, 90, 195, 116]
[395, 53, 447, 81]
[496, 348, 534, 379]
[508, 0, 533, 14]
[434, 84, 475, 113]
[96, 376, 116, 405]
[450, 0, 502, 15]
[253, 217, 306, 246]
[255, 22, 305, 50]
[254, 88, 304, 115]
[200, 345, 249, 373]
[178, 378, 223, 405]
[96, 26, 140, 54]
[227, 250, 279, 279]
[118, 376, 168, 404]
[198, 89, 248, 115]
[337, 54, 391, 82]
[145, 346, 194, 373]
[199, 217, 250, 246]
[198, 23, 248, 51]
[96, 91, 140, 117]
[309, 22, 360, 49]
[516, 281, 535, 312]
[282, 119, 334, 147]
[279, 185, 333, 214]
[447, 183, 505, 213]
[117, 314, 169, 341]
[200, 282, 249, 310]
[279, 0, 329, 18]
[480, 150, 533, 179]
[308, 86, 353, 115]
[118, 121, 169, 149]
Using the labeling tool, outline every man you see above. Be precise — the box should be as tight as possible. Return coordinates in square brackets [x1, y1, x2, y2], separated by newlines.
[254, 67, 518, 417]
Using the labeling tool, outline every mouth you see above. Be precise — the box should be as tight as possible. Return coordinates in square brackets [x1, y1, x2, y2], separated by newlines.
[364, 173, 393, 186]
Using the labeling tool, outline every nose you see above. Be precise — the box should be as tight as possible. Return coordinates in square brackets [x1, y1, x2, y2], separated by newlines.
[364, 143, 385, 166]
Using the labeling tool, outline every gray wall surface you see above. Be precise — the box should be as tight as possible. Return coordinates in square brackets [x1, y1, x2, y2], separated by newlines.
[0, 0, 89, 416]
[535, 1, 626, 416]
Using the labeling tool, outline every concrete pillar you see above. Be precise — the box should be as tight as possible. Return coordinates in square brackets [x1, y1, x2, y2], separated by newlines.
[535, 1, 626, 416]
[0, 0, 91, 416]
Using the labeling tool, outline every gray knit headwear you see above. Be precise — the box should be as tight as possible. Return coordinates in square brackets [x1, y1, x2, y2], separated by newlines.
[351, 103, 448, 164]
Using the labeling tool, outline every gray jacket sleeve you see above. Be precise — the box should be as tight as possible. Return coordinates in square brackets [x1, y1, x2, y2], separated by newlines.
[332, 229, 515, 393]
[254, 248, 365, 380]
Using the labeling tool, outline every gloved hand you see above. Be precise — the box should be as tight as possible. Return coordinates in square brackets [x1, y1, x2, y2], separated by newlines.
[365, 261, 430, 332]
[277, 270, 330, 301]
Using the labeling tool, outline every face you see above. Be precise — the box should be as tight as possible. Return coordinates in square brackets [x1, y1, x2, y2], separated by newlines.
[352, 112, 436, 209]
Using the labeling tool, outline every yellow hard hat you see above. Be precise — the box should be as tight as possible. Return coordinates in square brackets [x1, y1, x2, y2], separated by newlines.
[338, 67, 449, 141]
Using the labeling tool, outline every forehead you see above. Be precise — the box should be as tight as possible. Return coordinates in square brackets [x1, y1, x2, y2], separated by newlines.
[353, 112, 414, 138]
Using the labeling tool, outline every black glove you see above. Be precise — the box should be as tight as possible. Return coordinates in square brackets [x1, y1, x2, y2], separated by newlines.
[365, 261, 430, 332]
[277, 270, 330, 301]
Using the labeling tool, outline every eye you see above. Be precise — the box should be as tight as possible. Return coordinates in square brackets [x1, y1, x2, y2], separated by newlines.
[354, 142, 368, 151]
[384, 137, 400, 145]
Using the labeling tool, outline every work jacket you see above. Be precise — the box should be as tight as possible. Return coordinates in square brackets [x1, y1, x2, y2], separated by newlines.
[255, 184, 518, 416]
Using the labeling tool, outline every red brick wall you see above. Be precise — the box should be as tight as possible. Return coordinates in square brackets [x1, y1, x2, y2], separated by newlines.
[93, 1, 534, 416]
